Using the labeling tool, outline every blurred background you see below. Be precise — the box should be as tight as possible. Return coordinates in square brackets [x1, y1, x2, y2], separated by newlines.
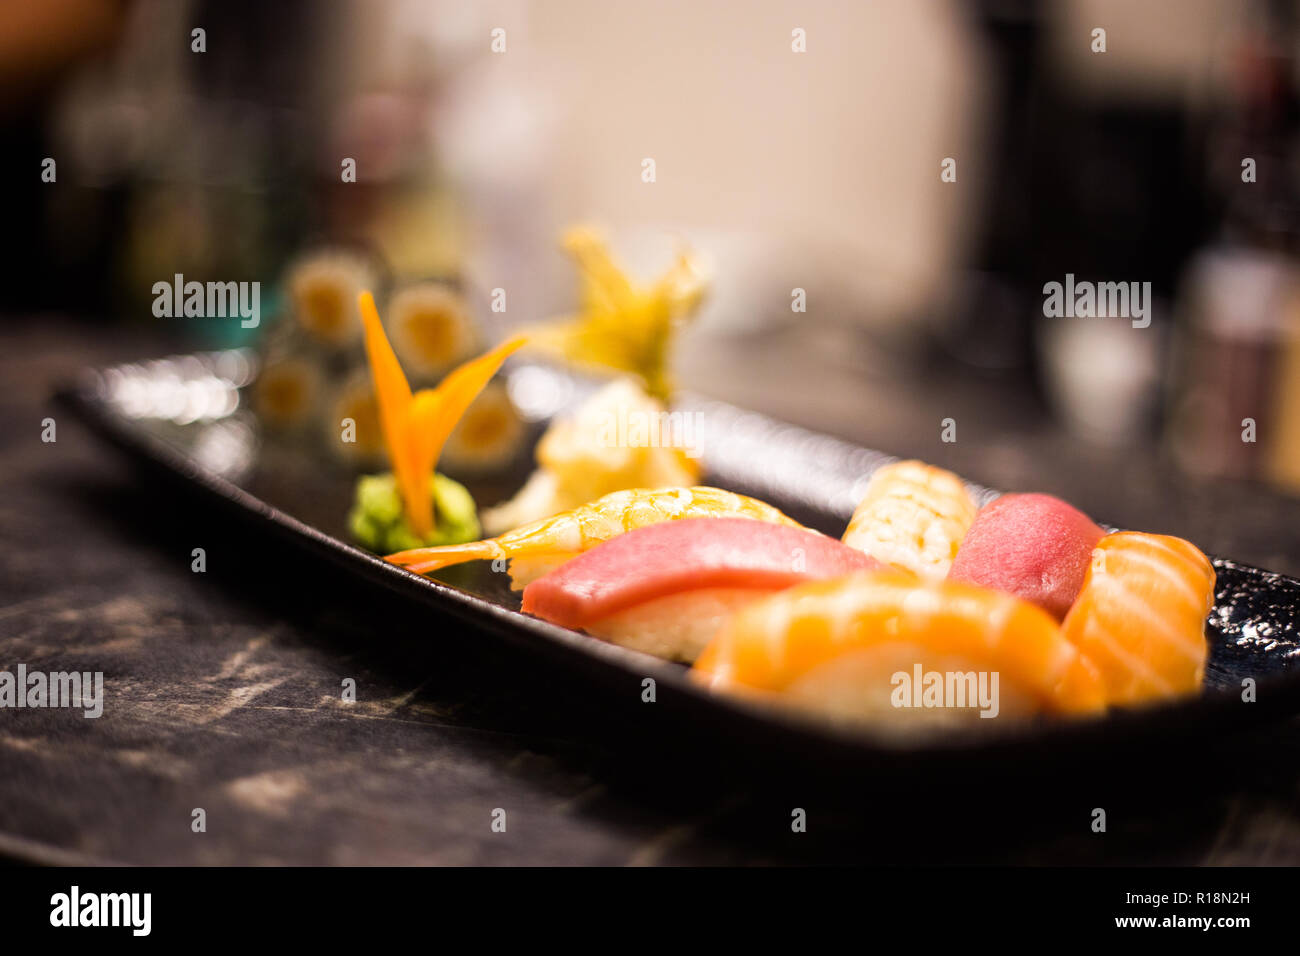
[6, 0, 1300, 553]
[9, 0, 1300, 871]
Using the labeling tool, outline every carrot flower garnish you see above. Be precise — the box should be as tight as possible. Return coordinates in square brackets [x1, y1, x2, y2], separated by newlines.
[359, 290, 525, 538]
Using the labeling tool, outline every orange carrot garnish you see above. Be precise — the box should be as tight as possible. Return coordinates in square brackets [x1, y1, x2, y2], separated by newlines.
[360, 291, 420, 529]
[404, 336, 527, 535]
[360, 291, 524, 539]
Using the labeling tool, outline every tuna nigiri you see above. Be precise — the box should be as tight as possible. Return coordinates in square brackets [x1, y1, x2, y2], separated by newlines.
[842, 461, 978, 579]
[521, 518, 883, 662]
[1061, 531, 1216, 706]
[948, 493, 1105, 620]
[387, 486, 803, 589]
[693, 572, 1106, 728]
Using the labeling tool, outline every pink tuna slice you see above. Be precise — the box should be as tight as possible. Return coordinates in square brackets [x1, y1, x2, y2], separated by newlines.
[521, 517, 882, 629]
[948, 493, 1104, 620]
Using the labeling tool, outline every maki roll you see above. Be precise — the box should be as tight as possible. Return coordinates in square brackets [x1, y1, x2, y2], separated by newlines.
[440, 382, 526, 473]
[386, 282, 478, 381]
[322, 368, 387, 467]
[253, 355, 325, 432]
[285, 249, 378, 350]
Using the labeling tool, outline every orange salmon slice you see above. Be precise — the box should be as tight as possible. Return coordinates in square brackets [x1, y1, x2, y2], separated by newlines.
[693, 571, 1106, 718]
[1061, 531, 1216, 706]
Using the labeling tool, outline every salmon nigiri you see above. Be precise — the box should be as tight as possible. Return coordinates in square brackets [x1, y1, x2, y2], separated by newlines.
[842, 461, 978, 580]
[387, 486, 803, 589]
[1061, 532, 1216, 706]
[521, 518, 882, 662]
[693, 572, 1106, 729]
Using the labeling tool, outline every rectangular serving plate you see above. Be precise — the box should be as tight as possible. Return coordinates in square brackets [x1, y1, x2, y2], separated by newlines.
[56, 350, 1300, 770]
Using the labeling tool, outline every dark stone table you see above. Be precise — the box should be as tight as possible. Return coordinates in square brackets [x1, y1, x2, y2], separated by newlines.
[3, 317, 1300, 865]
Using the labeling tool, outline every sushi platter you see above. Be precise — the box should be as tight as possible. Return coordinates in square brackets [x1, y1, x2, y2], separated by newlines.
[58, 331, 1300, 765]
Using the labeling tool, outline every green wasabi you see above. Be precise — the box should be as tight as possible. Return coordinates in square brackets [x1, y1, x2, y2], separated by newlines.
[348, 472, 481, 554]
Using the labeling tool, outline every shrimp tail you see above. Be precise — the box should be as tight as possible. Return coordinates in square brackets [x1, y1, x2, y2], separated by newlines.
[386, 540, 506, 574]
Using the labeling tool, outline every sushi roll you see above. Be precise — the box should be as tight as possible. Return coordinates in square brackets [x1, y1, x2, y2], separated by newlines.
[842, 460, 978, 579]
[440, 382, 526, 473]
[323, 369, 386, 467]
[693, 572, 1106, 729]
[1061, 532, 1216, 706]
[386, 282, 477, 381]
[253, 355, 325, 432]
[387, 485, 804, 589]
[948, 493, 1105, 620]
[521, 518, 882, 662]
[286, 250, 377, 350]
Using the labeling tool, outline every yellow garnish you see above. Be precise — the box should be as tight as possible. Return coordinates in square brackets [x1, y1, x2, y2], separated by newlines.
[526, 226, 707, 401]
[360, 290, 525, 538]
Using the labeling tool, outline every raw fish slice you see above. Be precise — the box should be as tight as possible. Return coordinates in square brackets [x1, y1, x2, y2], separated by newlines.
[693, 572, 1106, 724]
[521, 518, 881, 629]
[843, 461, 978, 579]
[1061, 532, 1215, 706]
[948, 493, 1104, 620]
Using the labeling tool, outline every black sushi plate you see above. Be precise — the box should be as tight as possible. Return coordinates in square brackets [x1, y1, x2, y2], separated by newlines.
[56, 349, 1300, 778]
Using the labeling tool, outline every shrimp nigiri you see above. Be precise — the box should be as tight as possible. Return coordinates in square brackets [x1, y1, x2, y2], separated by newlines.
[693, 571, 1106, 729]
[1061, 532, 1216, 706]
[387, 486, 803, 589]
[842, 461, 978, 580]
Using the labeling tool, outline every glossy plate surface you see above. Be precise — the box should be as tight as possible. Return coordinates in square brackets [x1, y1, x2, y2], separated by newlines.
[57, 350, 1300, 768]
